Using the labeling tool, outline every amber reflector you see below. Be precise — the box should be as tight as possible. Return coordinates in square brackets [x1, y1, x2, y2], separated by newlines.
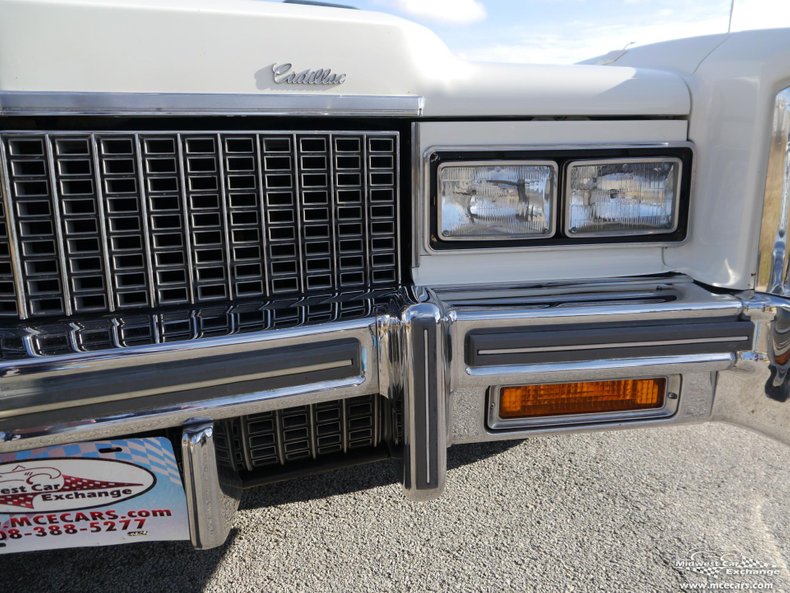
[774, 350, 790, 366]
[499, 378, 666, 419]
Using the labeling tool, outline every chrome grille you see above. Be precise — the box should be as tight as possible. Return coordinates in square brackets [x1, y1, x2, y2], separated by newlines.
[215, 394, 384, 472]
[0, 130, 400, 319]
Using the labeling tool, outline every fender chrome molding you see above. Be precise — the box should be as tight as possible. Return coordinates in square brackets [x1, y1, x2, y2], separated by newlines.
[756, 87, 790, 294]
[0, 91, 425, 117]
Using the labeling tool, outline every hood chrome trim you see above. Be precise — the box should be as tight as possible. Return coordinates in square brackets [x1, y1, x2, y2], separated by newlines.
[0, 91, 424, 117]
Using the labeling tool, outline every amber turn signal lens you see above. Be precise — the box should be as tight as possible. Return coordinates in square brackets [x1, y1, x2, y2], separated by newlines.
[499, 378, 666, 419]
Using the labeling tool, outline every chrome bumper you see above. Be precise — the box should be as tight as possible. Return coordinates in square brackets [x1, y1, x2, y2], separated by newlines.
[0, 275, 787, 549]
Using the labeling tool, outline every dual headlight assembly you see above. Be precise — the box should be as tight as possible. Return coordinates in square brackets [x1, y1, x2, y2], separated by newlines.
[431, 147, 692, 247]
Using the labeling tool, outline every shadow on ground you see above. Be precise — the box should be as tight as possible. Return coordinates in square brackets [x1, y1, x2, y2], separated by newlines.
[0, 440, 519, 593]
[242, 439, 520, 509]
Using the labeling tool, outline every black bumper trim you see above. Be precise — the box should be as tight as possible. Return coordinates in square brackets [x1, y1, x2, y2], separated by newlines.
[466, 319, 755, 366]
[1, 338, 361, 432]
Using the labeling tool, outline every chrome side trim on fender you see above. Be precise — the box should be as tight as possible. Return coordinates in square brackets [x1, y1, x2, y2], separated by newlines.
[0, 91, 424, 117]
[756, 86, 790, 294]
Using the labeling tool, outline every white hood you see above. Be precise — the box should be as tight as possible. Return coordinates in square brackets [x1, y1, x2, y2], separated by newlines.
[0, 0, 690, 117]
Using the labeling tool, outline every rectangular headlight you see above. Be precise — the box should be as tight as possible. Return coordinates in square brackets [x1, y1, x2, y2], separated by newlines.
[565, 158, 681, 237]
[438, 161, 556, 241]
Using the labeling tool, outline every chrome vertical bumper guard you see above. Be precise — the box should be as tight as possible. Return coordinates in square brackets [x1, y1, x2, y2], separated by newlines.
[400, 296, 448, 501]
[181, 423, 241, 550]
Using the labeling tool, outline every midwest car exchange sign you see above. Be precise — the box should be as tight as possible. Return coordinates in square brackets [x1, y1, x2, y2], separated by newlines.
[0, 438, 189, 553]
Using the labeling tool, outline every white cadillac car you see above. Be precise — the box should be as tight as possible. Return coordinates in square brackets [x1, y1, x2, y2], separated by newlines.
[0, 0, 787, 553]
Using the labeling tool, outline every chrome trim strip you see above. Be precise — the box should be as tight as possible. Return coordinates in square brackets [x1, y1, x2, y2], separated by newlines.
[291, 132, 306, 294]
[462, 353, 734, 387]
[0, 138, 26, 318]
[181, 423, 241, 550]
[215, 132, 233, 301]
[175, 132, 197, 304]
[477, 335, 750, 355]
[89, 134, 116, 313]
[0, 92, 424, 117]
[423, 329, 431, 483]
[756, 87, 790, 294]
[131, 133, 157, 309]
[45, 134, 73, 316]
[453, 302, 742, 327]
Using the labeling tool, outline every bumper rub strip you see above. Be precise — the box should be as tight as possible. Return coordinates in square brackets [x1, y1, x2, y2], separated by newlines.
[0, 336, 363, 429]
[467, 320, 754, 366]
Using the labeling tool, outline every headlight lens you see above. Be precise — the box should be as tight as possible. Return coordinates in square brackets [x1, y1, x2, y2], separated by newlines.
[438, 162, 556, 240]
[565, 158, 681, 237]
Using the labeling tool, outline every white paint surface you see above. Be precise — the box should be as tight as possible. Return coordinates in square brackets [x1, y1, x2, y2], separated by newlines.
[0, 0, 689, 117]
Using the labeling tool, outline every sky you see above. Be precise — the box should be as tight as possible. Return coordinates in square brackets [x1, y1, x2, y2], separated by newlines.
[331, 0, 790, 64]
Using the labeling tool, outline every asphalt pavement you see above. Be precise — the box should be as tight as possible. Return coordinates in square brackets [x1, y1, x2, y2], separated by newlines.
[2, 422, 788, 593]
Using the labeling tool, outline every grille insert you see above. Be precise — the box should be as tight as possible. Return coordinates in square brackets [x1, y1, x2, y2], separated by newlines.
[214, 394, 387, 473]
[0, 130, 400, 319]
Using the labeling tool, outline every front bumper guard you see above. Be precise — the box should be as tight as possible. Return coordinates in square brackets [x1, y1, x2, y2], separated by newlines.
[0, 276, 787, 549]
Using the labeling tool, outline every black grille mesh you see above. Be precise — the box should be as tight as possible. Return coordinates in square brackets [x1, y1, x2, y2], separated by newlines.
[0, 131, 399, 319]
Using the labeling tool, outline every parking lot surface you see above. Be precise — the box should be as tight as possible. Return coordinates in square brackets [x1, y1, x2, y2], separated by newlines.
[2, 422, 788, 593]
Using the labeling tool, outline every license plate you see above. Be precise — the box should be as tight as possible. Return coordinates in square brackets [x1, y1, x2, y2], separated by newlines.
[0, 437, 190, 553]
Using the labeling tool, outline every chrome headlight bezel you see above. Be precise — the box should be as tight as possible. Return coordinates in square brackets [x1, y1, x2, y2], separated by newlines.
[428, 146, 693, 250]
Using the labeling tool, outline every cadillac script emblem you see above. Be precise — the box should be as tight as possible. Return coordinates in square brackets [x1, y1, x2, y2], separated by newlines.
[272, 63, 347, 85]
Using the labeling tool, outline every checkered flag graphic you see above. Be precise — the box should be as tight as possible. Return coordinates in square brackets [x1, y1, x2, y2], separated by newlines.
[0, 470, 142, 510]
[738, 557, 773, 569]
[689, 565, 724, 578]
[0, 437, 183, 488]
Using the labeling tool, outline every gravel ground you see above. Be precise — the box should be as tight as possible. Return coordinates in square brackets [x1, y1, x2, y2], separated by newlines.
[1, 422, 788, 593]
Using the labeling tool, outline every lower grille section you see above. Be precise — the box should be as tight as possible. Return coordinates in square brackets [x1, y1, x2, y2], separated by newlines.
[215, 394, 395, 480]
[0, 128, 400, 320]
